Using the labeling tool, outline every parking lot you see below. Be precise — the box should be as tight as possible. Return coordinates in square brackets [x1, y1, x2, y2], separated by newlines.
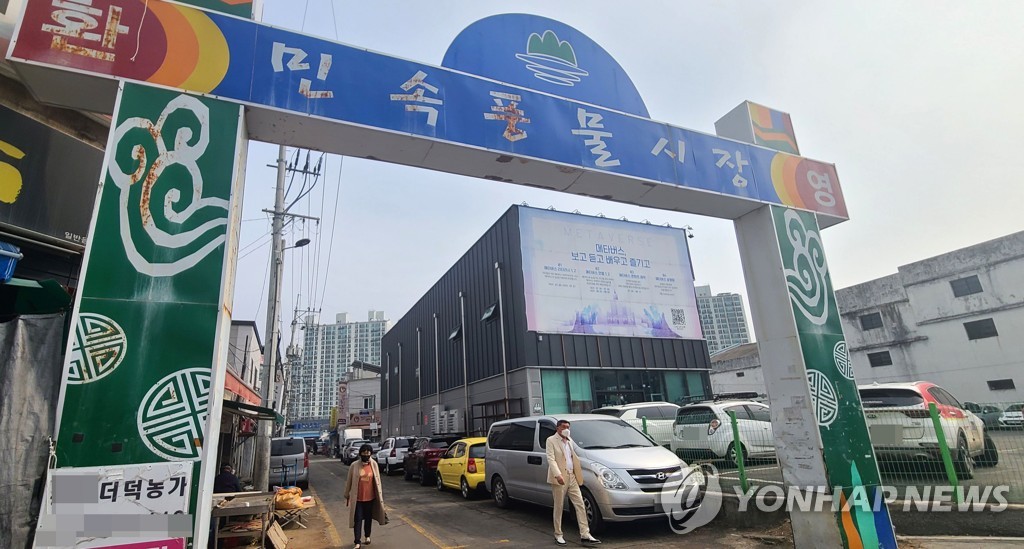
[307, 455, 792, 548]
[706, 430, 1024, 503]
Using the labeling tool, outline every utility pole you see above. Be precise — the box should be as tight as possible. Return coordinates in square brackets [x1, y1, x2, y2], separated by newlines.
[254, 146, 320, 491]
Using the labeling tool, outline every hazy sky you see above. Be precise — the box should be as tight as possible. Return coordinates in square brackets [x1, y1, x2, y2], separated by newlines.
[231, 1, 1024, 343]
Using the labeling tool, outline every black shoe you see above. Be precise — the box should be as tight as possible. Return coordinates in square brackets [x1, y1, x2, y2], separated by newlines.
[581, 537, 601, 545]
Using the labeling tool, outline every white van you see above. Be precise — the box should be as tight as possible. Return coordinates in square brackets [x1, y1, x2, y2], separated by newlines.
[484, 414, 702, 532]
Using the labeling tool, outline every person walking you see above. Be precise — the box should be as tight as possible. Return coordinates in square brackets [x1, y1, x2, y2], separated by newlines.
[545, 420, 601, 546]
[344, 444, 387, 548]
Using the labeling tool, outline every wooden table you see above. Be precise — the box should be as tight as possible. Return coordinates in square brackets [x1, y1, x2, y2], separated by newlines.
[211, 492, 275, 548]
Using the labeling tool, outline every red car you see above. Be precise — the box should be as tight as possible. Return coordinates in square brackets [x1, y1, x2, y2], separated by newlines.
[404, 435, 462, 486]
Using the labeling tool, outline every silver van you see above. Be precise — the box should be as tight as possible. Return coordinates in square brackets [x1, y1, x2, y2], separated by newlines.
[484, 414, 700, 532]
[270, 437, 309, 489]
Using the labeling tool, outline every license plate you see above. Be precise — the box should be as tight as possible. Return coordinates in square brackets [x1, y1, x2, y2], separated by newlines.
[869, 424, 903, 445]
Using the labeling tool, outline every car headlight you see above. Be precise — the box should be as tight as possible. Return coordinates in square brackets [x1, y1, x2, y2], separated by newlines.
[591, 462, 628, 490]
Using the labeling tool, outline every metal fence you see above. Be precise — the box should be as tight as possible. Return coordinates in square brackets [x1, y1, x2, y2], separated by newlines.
[635, 399, 1024, 503]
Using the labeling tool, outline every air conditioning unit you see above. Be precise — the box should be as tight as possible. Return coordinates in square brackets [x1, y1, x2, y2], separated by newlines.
[447, 409, 462, 434]
[431, 405, 447, 434]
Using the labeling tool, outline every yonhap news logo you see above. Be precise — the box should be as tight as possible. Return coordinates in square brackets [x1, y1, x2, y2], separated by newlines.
[659, 464, 1011, 535]
[659, 464, 723, 534]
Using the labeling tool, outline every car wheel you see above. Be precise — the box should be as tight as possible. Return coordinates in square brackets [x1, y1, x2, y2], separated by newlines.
[580, 488, 605, 535]
[954, 434, 975, 479]
[491, 475, 511, 509]
[436, 471, 445, 491]
[977, 433, 999, 467]
[727, 442, 747, 468]
[419, 467, 432, 487]
[297, 479, 309, 490]
[461, 477, 474, 500]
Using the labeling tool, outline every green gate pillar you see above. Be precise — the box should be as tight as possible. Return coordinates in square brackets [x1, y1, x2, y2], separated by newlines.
[722, 103, 898, 549]
[35, 3, 257, 548]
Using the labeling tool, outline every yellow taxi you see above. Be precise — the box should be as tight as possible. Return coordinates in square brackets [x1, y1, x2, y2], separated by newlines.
[435, 436, 487, 499]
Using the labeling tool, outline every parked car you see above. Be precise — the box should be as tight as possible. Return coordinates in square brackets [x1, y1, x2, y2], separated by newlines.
[270, 437, 309, 489]
[858, 381, 997, 479]
[590, 401, 679, 448]
[963, 402, 1004, 430]
[484, 414, 701, 533]
[436, 437, 488, 499]
[340, 439, 369, 465]
[998, 404, 1023, 429]
[376, 436, 416, 475]
[404, 435, 463, 485]
[670, 400, 774, 466]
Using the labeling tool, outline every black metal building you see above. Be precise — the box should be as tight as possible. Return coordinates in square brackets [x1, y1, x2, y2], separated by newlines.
[381, 205, 712, 437]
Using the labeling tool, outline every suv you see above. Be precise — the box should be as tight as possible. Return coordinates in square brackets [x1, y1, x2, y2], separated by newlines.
[340, 439, 369, 465]
[404, 435, 462, 485]
[671, 400, 774, 465]
[859, 382, 998, 478]
[376, 436, 416, 475]
[270, 437, 309, 489]
[484, 414, 701, 533]
[590, 402, 679, 448]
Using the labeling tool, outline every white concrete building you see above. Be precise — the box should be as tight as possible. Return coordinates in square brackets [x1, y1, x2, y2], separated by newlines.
[696, 285, 752, 355]
[707, 343, 765, 395]
[837, 231, 1024, 405]
[287, 311, 390, 423]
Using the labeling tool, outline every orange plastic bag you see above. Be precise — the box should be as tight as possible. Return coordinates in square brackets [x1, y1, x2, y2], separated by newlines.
[274, 487, 303, 509]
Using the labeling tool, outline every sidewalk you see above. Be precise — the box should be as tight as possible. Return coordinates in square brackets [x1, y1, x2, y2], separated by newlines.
[901, 537, 1024, 549]
[274, 489, 444, 549]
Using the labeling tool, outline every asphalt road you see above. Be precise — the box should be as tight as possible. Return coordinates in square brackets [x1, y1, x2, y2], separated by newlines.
[307, 455, 788, 548]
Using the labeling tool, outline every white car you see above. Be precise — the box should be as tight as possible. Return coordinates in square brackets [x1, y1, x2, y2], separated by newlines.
[858, 381, 998, 479]
[590, 401, 679, 447]
[997, 403, 1023, 429]
[376, 436, 415, 475]
[670, 400, 775, 465]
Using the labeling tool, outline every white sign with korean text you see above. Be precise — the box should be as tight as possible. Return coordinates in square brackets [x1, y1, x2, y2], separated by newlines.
[519, 208, 702, 340]
[35, 461, 193, 549]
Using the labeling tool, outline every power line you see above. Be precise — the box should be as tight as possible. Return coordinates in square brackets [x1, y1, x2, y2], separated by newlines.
[318, 155, 344, 313]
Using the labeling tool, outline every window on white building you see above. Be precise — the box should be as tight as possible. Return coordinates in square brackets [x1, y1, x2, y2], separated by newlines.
[859, 312, 883, 330]
[987, 379, 1015, 391]
[950, 275, 983, 298]
[867, 351, 893, 367]
[964, 318, 998, 340]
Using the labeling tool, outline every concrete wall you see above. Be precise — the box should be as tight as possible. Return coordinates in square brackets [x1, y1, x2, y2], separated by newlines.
[710, 365, 766, 395]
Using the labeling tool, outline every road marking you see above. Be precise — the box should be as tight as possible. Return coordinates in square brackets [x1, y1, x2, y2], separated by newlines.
[310, 484, 344, 548]
[387, 506, 450, 548]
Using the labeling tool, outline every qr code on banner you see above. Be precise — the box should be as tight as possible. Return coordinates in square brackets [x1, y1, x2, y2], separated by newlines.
[671, 308, 687, 328]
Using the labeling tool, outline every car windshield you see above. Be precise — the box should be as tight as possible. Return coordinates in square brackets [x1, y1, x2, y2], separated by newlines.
[1007, 404, 1024, 412]
[271, 439, 303, 456]
[571, 419, 655, 449]
[469, 444, 486, 458]
[429, 440, 454, 448]
[859, 388, 924, 408]
[396, 438, 412, 448]
[590, 409, 622, 417]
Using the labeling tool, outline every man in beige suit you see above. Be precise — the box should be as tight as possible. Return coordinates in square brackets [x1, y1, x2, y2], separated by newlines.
[546, 419, 602, 546]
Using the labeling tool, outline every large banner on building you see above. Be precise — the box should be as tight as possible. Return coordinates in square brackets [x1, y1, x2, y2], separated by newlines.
[0, 104, 102, 248]
[519, 207, 701, 339]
